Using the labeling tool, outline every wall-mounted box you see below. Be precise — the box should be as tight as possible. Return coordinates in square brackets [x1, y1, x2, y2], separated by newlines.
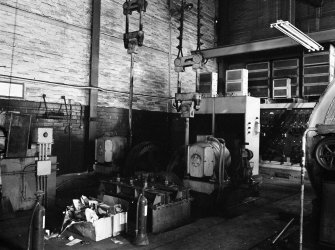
[225, 69, 248, 96]
[32, 128, 53, 144]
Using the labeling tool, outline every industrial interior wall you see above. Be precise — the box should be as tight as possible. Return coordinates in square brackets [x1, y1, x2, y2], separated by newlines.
[98, 0, 217, 111]
[0, 0, 217, 173]
[0, 0, 91, 174]
[0, 0, 91, 104]
[96, 0, 217, 146]
[217, 0, 335, 46]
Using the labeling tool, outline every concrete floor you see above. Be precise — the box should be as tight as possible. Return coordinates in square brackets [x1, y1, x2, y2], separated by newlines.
[0, 176, 322, 250]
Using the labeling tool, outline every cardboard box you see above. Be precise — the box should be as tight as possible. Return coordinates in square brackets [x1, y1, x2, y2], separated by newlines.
[112, 210, 127, 236]
[102, 195, 128, 236]
[71, 216, 112, 241]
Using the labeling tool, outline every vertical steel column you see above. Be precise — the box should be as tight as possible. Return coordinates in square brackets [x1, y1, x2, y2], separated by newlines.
[195, 69, 200, 93]
[300, 128, 316, 250]
[185, 118, 189, 146]
[129, 53, 135, 148]
[177, 73, 181, 94]
[212, 97, 215, 136]
[87, 0, 101, 168]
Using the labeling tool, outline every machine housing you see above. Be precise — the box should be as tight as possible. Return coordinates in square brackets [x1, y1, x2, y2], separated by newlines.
[191, 96, 260, 175]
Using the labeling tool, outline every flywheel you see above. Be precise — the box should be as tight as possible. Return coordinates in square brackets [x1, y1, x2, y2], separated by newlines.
[315, 136, 335, 170]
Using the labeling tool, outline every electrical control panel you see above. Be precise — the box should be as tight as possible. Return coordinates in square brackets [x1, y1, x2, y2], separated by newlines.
[260, 108, 312, 164]
[32, 128, 53, 144]
[192, 96, 260, 175]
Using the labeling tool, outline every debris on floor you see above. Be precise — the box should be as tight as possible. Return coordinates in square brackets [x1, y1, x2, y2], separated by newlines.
[111, 237, 124, 244]
[59, 194, 127, 242]
[66, 238, 82, 246]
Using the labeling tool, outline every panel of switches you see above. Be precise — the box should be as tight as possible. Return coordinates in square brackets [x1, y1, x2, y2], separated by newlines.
[260, 109, 312, 164]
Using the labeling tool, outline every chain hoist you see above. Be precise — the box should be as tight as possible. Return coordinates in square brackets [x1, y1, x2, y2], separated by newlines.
[176, 0, 185, 60]
[123, 0, 148, 54]
[174, 0, 204, 119]
[174, 0, 205, 71]
[123, 0, 148, 148]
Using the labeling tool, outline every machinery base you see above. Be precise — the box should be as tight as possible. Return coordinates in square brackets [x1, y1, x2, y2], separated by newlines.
[151, 199, 191, 233]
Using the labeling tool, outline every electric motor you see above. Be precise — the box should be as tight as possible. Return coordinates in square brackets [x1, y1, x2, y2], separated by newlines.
[188, 139, 231, 179]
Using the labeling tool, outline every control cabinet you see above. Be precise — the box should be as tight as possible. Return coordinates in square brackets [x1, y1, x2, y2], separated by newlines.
[191, 96, 260, 175]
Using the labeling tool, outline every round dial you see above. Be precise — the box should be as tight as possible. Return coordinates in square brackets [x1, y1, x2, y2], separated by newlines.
[190, 153, 202, 168]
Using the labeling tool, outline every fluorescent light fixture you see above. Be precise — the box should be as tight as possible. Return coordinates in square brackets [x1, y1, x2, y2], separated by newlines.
[270, 20, 324, 52]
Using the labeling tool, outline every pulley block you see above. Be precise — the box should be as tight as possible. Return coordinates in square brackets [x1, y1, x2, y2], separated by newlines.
[174, 54, 204, 72]
[124, 31, 144, 50]
[123, 0, 148, 14]
[123, 0, 148, 53]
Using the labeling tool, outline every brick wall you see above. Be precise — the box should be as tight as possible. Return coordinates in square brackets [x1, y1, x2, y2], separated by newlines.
[0, 0, 217, 110]
[99, 0, 217, 111]
[0, 0, 217, 173]
[0, 1, 91, 104]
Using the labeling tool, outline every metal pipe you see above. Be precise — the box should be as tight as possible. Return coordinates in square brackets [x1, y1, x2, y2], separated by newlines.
[219, 140, 226, 184]
[272, 218, 295, 244]
[139, 8, 143, 31]
[38, 176, 41, 191]
[44, 176, 48, 207]
[68, 102, 72, 167]
[185, 118, 189, 146]
[135, 192, 142, 237]
[39, 144, 42, 161]
[177, 73, 181, 94]
[41, 176, 44, 193]
[2, 170, 36, 176]
[125, 2, 129, 34]
[212, 97, 215, 136]
[195, 69, 200, 92]
[186, 145, 190, 174]
[185, 117, 190, 175]
[129, 52, 135, 148]
[300, 127, 317, 250]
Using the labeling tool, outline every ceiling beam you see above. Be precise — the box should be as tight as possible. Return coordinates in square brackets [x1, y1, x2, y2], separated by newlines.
[195, 29, 335, 59]
[299, 0, 323, 7]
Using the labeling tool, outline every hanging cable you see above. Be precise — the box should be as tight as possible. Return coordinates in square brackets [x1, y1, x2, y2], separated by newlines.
[196, 0, 203, 52]
[176, 0, 185, 59]
[123, 0, 148, 147]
